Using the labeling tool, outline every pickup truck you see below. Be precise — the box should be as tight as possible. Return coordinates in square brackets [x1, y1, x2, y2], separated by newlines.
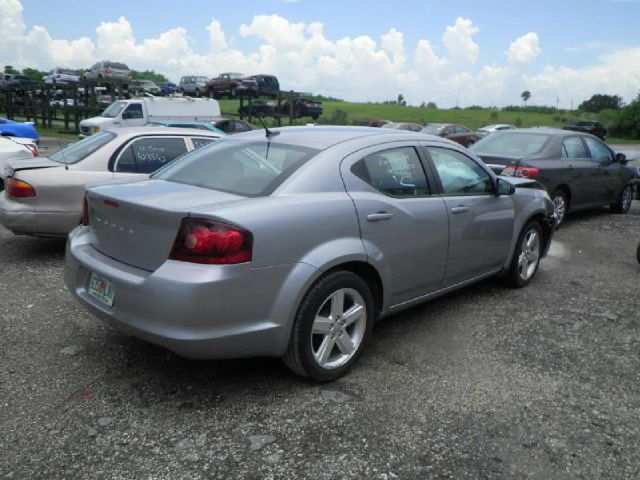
[206, 73, 257, 99]
[563, 121, 607, 140]
[279, 98, 323, 120]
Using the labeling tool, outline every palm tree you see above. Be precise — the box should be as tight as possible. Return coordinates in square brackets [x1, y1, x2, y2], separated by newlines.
[521, 90, 531, 107]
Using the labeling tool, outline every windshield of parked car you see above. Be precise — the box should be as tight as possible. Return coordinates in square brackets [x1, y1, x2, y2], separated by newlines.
[421, 124, 445, 134]
[49, 131, 117, 165]
[470, 132, 551, 157]
[101, 101, 127, 118]
[153, 140, 320, 196]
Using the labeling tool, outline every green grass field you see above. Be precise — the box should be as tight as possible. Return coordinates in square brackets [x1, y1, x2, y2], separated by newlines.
[218, 99, 586, 129]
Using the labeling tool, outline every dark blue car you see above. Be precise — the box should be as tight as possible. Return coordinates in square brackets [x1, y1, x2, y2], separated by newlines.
[160, 82, 178, 95]
[0, 117, 39, 141]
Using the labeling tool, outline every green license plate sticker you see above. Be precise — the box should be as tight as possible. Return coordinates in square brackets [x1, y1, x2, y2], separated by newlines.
[88, 272, 115, 307]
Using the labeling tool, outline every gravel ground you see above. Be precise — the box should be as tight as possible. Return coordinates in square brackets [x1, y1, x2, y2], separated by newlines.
[1, 201, 640, 479]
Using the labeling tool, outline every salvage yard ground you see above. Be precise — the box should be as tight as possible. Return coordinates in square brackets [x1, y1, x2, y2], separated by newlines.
[1, 199, 639, 478]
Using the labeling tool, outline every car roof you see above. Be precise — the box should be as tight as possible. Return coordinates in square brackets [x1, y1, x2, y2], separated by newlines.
[109, 126, 224, 137]
[222, 125, 453, 150]
[506, 127, 582, 137]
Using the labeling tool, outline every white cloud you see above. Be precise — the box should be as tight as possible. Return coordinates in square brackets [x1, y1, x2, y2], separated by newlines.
[1, 0, 639, 108]
[442, 17, 480, 65]
[526, 47, 640, 106]
[507, 32, 541, 64]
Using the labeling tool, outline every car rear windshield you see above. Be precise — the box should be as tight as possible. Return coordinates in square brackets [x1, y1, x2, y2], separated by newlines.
[470, 132, 551, 157]
[152, 140, 320, 196]
[50, 131, 117, 165]
[60, 69, 77, 75]
[106, 62, 128, 70]
[421, 125, 444, 134]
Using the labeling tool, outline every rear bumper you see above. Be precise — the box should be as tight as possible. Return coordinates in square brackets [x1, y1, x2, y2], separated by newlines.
[0, 198, 79, 236]
[64, 226, 318, 360]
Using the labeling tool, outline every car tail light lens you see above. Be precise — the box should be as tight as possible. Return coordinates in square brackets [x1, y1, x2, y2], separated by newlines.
[105, 67, 112, 75]
[501, 165, 539, 178]
[7, 178, 36, 197]
[170, 218, 252, 265]
[82, 194, 89, 226]
[26, 144, 38, 157]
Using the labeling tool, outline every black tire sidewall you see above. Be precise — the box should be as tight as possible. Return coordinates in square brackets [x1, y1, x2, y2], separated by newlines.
[293, 271, 374, 381]
[507, 221, 543, 288]
[551, 190, 567, 227]
[612, 184, 632, 214]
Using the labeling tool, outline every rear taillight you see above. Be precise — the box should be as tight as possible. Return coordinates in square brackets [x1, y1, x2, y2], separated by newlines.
[105, 67, 112, 75]
[82, 194, 89, 226]
[7, 178, 36, 197]
[27, 144, 38, 157]
[502, 165, 539, 178]
[170, 218, 252, 265]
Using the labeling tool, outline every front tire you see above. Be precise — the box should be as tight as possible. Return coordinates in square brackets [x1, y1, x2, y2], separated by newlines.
[610, 184, 633, 214]
[505, 221, 543, 288]
[283, 271, 374, 381]
[551, 190, 568, 227]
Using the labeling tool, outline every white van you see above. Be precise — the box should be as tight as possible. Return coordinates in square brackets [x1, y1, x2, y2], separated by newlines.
[79, 97, 221, 137]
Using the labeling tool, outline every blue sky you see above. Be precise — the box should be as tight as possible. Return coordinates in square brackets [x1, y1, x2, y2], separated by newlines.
[20, 0, 640, 68]
[6, 0, 640, 106]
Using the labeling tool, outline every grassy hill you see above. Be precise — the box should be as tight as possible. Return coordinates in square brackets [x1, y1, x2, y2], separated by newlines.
[219, 99, 588, 130]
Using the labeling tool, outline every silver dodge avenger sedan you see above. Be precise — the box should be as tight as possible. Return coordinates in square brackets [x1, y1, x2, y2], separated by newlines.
[65, 126, 555, 380]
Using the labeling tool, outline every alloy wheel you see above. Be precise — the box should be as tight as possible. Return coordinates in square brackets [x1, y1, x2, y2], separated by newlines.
[310, 288, 367, 369]
[553, 194, 566, 225]
[517, 228, 541, 281]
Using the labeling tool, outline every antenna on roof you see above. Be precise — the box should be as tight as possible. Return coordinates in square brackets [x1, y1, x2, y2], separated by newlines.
[251, 108, 279, 139]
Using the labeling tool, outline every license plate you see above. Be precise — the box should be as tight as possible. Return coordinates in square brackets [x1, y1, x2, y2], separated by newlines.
[88, 272, 115, 307]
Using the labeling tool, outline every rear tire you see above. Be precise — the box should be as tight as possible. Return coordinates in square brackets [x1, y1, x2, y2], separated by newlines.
[610, 184, 633, 214]
[505, 221, 543, 288]
[283, 271, 374, 381]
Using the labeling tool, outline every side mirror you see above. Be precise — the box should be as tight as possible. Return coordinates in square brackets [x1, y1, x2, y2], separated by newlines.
[496, 177, 515, 195]
[615, 152, 628, 165]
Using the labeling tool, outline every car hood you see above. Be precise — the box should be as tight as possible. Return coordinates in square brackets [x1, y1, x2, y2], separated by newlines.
[80, 116, 115, 127]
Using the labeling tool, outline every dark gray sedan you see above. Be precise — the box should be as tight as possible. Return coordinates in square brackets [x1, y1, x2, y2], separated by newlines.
[471, 128, 636, 225]
[65, 127, 555, 381]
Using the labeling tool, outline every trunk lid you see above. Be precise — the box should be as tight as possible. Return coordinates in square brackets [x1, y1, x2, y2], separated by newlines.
[3, 157, 60, 179]
[476, 154, 519, 174]
[88, 179, 246, 271]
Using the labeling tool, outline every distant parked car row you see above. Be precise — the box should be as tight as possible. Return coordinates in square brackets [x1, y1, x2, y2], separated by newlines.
[470, 128, 636, 225]
[178, 73, 281, 99]
[239, 97, 323, 120]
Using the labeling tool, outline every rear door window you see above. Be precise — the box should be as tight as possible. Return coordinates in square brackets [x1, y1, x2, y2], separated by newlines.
[562, 137, 588, 158]
[351, 147, 430, 197]
[115, 137, 188, 173]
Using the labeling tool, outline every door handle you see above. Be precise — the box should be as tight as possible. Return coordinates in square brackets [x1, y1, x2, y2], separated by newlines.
[450, 206, 470, 214]
[366, 212, 394, 222]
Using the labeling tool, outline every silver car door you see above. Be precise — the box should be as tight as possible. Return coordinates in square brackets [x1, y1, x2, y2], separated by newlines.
[341, 142, 449, 306]
[423, 145, 514, 286]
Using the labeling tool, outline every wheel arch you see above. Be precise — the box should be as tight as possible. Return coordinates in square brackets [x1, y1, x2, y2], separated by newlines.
[323, 261, 384, 318]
